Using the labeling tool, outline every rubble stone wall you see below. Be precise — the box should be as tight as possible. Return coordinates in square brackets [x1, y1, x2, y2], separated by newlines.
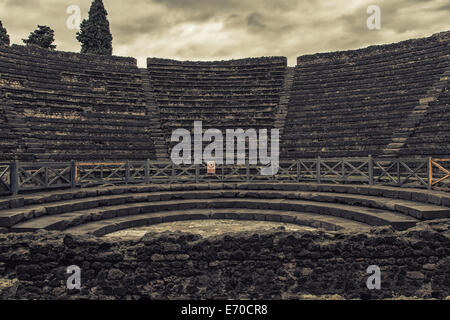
[0, 220, 448, 300]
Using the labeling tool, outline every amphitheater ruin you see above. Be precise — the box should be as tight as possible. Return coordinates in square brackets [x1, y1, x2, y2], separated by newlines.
[0, 30, 449, 300]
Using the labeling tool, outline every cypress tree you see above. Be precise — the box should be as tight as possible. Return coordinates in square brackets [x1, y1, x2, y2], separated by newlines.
[0, 20, 10, 46]
[76, 0, 113, 55]
[22, 25, 56, 50]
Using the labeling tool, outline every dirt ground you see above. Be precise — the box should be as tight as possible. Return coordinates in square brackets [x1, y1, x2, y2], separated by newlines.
[104, 219, 316, 240]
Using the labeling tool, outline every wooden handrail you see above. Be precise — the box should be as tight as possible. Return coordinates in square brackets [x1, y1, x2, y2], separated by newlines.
[429, 158, 450, 188]
[3, 157, 450, 196]
[74, 162, 127, 184]
[76, 162, 126, 166]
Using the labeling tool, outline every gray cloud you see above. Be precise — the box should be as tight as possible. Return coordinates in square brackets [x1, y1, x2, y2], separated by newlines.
[247, 13, 266, 31]
[4, 0, 36, 8]
[0, 0, 448, 67]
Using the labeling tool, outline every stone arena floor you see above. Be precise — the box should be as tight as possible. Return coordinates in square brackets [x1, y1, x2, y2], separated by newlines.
[105, 219, 316, 240]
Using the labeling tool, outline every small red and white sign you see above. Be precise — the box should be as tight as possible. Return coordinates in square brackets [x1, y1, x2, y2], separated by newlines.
[207, 161, 216, 174]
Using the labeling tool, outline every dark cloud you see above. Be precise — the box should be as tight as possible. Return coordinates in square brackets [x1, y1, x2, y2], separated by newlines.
[438, 4, 450, 11]
[0, 0, 448, 66]
[153, 0, 236, 11]
[247, 13, 266, 31]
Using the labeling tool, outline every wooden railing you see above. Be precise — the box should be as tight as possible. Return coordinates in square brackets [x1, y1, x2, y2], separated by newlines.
[0, 157, 448, 196]
[429, 158, 450, 191]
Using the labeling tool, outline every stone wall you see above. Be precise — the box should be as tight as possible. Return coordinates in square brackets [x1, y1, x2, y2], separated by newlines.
[281, 31, 450, 159]
[0, 220, 448, 300]
[0, 45, 156, 161]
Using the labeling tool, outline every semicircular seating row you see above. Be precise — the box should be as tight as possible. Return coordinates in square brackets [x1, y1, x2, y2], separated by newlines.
[281, 31, 450, 159]
[0, 183, 449, 237]
[0, 45, 156, 162]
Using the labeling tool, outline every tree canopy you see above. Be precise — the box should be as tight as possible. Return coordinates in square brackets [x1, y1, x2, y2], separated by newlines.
[76, 0, 113, 55]
[22, 25, 56, 50]
[0, 20, 10, 46]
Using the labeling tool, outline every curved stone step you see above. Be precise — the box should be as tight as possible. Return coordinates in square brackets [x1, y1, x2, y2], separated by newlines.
[1, 182, 448, 213]
[1, 188, 444, 228]
[10, 198, 418, 232]
[64, 209, 371, 236]
[238, 182, 450, 207]
[235, 190, 450, 219]
[0, 193, 136, 227]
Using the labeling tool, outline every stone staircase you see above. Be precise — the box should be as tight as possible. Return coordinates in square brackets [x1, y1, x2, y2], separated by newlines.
[139, 69, 169, 161]
[382, 68, 450, 157]
[274, 67, 295, 139]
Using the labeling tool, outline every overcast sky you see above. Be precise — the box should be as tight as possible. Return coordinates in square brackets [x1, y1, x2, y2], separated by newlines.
[0, 0, 449, 67]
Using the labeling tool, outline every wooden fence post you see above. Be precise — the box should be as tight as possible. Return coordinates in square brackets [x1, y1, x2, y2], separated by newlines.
[10, 160, 19, 196]
[195, 164, 200, 183]
[368, 155, 374, 185]
[171, 163, 175, 183]
[125, 161, 130, 184]
[70, 161, 76, 188]
[317, 156, 321, 183]
[246, 161, 250, 182]
[428, 157, 432, 190]
[145, 159, 150, 184]
[44, 166, 49, 188]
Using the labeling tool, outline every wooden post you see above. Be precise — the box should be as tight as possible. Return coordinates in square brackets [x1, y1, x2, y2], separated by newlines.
[125, 161, 130, 184]
[368, 155, 374, 185]
[10, 160, 19, 196]
[171, 163, 175, 183]
[317, 156, 321, 183]
[428, 157, 432, 190]
[70, 161, 76, 188]
[195, 164, 200, 184]
[246, 161, 250, 182]
[44, 166, 49, 188]
[145, 159, 150, 184]
[296, 160, 301, 182]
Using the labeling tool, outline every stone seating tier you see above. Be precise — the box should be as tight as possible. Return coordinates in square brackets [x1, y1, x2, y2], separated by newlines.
[1, 182, 450, 236]
[281, 31, 449, 159]
[1, 32, 449, 161]
[400, 88, 450, 156]
[147, 57, 287, 150]
[0, 45, 157, 161]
